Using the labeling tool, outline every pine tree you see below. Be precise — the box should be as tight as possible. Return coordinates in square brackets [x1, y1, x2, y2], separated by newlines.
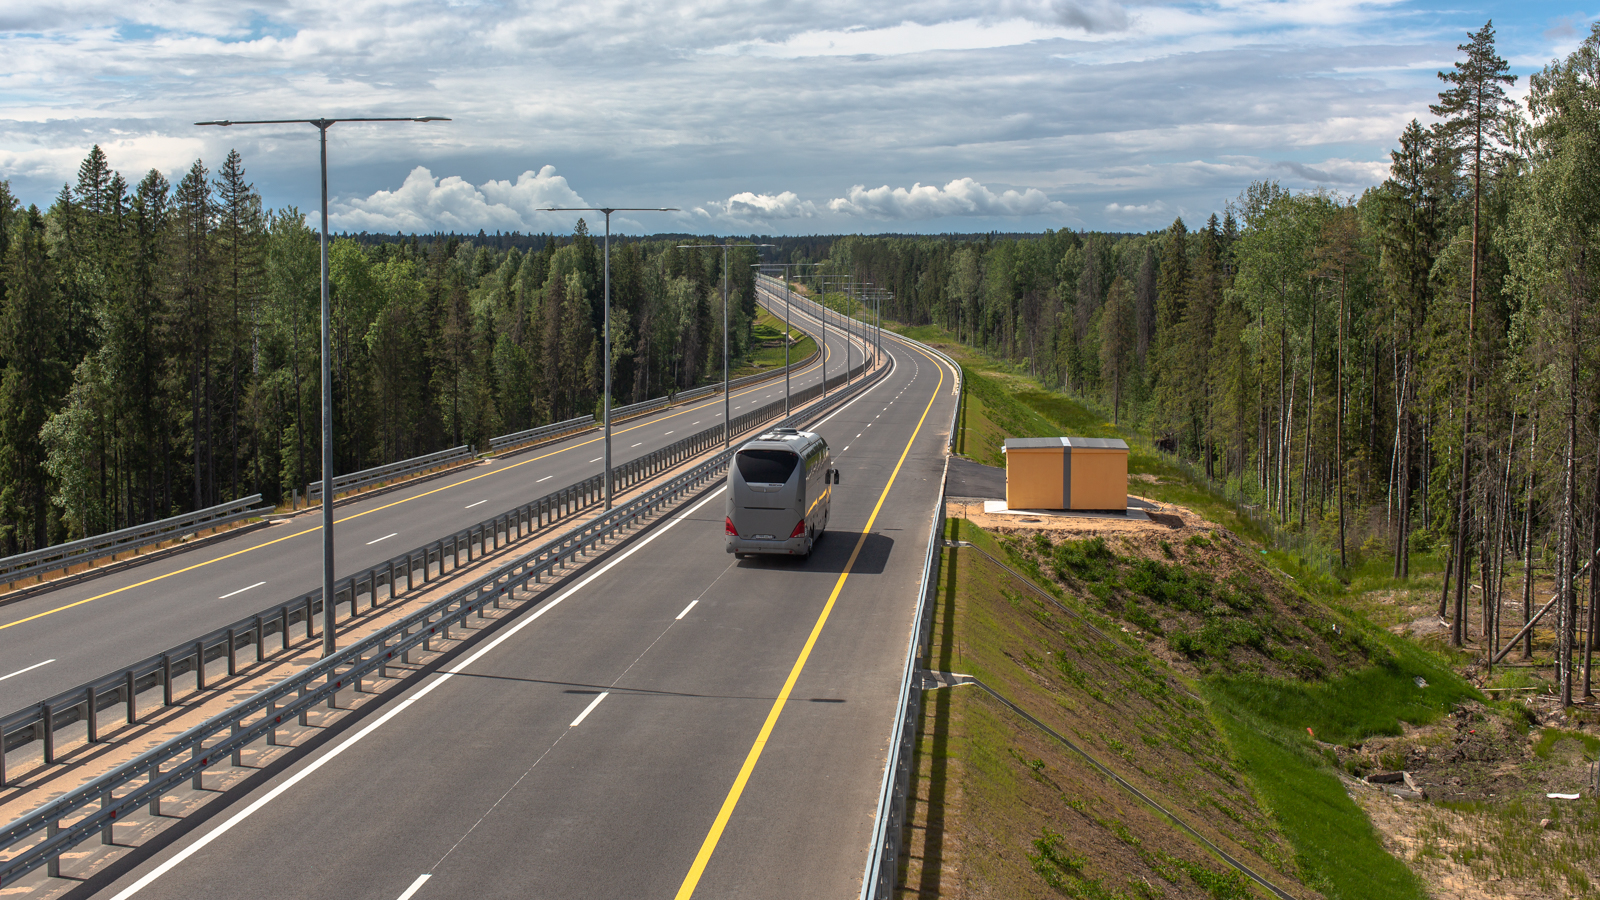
[1431, 20, 1518, 646]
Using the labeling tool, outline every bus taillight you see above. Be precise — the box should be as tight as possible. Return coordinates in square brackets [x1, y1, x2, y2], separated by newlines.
[726, 517, 739, 536]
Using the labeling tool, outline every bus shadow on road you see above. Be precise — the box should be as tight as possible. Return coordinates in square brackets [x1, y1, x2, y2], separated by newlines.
[735, 531, 893, 575]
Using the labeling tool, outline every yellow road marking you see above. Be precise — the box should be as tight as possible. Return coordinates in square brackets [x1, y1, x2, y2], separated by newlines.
[0, 315, 849, 634]
[673, 339, 948, 898]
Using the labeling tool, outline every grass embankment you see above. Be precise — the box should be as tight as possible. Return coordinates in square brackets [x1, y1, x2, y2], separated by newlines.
[728, 311, 817, 379]
[901, 342, 1500, 898]
[904, 519, 1302, 899]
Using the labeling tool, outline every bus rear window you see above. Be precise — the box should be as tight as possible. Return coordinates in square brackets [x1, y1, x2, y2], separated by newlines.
[737, 449, 799, 484]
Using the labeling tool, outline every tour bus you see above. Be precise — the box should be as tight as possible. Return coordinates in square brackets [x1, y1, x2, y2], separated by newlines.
[725, 427, 839, 558]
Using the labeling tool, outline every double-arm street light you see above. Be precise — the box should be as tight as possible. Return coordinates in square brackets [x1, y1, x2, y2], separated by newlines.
[752, 262, 823, 415]
[818, 276, 870, 388]
[197, 115, 449, 658]
[544, 207, 678, 509]
[677, 242, 773, 447]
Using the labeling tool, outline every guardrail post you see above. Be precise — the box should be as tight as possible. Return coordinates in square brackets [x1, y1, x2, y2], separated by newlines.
[226, 628, 237, 677]
[280, 606, 291, 652]
[194, 641, 206, 692]
[254, 616, 264, 663]
[42, 703, 54, 764]
[304, 597, 315, 640]
[231, 721, 243, 766]
[298, 684, 310, 726]
[191, 744, 204, 790]
[125, 670, 137, 724]
[86, 685, 98, 744]
[46, 820, 60, 877]
[148, 768, 162, 816]
[162, 654, 173, 706]
[267, 702, 280, 746]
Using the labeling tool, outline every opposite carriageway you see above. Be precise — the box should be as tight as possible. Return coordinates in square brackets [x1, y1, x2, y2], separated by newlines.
[43, 318, 959, 899]
[0, 297, 872, 717]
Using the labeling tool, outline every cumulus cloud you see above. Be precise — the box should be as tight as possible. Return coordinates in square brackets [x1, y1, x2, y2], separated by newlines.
[328, 165, 587, 233]
[713, 191, 819, 220]
[827, 178, 1071, 220]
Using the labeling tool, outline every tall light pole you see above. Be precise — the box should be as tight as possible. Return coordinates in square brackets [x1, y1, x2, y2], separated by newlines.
[545, 207, 677, 509]
[760, 262, 825, 408]
[819, 276, 868, 386]
[678, 242, 773, 447]
[753, 264, 793, 416]
[197, 115, 448, 658]
[753, 262, 822, 416]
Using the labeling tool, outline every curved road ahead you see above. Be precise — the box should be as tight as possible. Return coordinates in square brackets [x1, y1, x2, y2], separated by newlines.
[0, 299, 871, 712]
[88, 321, 958, 899]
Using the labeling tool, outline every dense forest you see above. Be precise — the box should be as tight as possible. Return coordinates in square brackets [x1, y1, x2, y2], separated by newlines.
[820, 23, 1600, 703]
[0, 155, 768, 555]
[6, 22, 1600, 700]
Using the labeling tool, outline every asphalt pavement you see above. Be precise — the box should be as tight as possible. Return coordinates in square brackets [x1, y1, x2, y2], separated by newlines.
[0, 299, 870, 713]
[84, 321, 957, 900]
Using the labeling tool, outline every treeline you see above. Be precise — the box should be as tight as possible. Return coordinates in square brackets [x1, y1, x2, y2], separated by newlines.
[825, 24, 1600, 702]
[0, 150, 767, 554]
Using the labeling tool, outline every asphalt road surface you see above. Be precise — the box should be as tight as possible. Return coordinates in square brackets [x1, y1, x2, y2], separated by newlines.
[85, 323, 957, 900]
[0, 298, 871, 713]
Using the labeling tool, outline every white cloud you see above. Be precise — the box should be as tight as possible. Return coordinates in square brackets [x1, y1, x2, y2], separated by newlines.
[1105, 201, 1167, 216]
[827, 178, 1072, 220]
[327, 165, 587, 233]
[713, 191, 819, 220]
[0, 0, 1565, 233]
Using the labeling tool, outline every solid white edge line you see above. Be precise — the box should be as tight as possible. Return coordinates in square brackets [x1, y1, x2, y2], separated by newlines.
[0, 658, 55, 682]
[217, 581, 266, 600]
[465, 499, 489, 509]
[366, 533, 399, 545]
[396, 873, 431, 900]
[675, 599, 698, 620]
[537, 475, 553, 483]
[108, 486, 730, 900]
[569, 691, 610, 727]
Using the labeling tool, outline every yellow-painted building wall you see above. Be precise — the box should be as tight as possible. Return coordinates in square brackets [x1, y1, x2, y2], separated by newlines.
[1068, 449, 1127, 510]
[1005, 449, 1064, 509]
[1004, 444, 1128, 511]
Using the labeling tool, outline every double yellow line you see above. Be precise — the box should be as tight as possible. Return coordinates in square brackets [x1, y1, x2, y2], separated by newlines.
[673, 338, 949, 897]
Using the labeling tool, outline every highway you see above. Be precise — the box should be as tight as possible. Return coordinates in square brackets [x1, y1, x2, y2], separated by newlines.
[85, 316, 958, 899]
[0, 298, 870, 713]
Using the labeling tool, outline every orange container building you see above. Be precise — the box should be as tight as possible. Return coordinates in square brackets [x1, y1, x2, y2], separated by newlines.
[1004, 437, 1129, 511]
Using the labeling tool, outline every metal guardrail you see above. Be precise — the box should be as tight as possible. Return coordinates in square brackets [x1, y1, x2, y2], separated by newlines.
[0, 497, 270, 586]
[0, 328, 890, 887]
[0, 474, 611, 787]
[0, 303, 873, 790]
[859, 338, 963, 900]
[486, 295, 824, 455]
[307, 445, 475, 503]
[487, 414, 596, 456]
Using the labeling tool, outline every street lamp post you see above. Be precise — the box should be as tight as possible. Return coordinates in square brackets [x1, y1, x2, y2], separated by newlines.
[761, 262, 826, 408]
[545, 207, 678, 509]
[819, 276, 868, 386]
[197, 115, 448, 658]
[678, 242, 773, 447]
[753, 261, 822, 416]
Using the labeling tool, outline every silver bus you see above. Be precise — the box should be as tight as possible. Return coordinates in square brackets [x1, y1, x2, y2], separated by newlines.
[725, 427, 839, 558]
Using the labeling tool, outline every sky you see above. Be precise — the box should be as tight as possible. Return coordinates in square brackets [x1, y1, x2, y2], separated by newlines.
[0, 1, 1593, 237]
